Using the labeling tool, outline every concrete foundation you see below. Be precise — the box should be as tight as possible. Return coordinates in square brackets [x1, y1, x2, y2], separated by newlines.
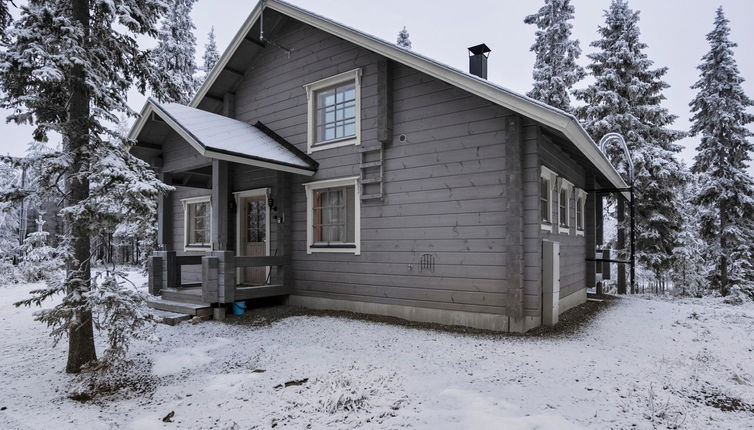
[559, 288, 587, 314]
[288, 295, 540, 333]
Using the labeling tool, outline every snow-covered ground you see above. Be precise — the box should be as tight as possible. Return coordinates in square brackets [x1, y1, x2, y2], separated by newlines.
[1, 272, 753, 429]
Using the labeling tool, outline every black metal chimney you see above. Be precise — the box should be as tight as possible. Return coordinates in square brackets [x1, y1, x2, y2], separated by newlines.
[468, 43, 491, 79]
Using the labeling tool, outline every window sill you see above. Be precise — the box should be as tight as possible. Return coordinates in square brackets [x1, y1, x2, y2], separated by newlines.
[308, 244, 360, 255]
[541, 222, 552, 232]
[184, 246, 211, 252]
[575, 229, 585, 237]
[309, 137, 359, 153]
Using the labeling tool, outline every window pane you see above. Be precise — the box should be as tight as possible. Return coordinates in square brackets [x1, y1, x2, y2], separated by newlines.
[187, 201, 210, 247]
[312, 185, 355, 245]
[540, 179, 549, 222]
[314, 81, 357, 143]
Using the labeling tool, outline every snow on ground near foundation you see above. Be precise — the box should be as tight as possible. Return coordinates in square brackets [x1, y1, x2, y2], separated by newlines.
[1, 271, 753, 429]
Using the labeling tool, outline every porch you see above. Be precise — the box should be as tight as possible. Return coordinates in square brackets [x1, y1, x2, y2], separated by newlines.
[147, 253, 290, 318]
[129, 100, 319, 319]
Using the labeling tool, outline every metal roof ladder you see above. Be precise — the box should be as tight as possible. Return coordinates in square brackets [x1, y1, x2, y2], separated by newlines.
[359, 142, 383, 200]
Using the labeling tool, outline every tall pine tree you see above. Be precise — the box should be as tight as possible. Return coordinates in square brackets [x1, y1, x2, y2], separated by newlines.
[575, 0, 686, 286]
[396, 26, 411, 49]
[150, 0, 198, 104]
[202, 26, 220, 74]
[689, 7, 754, 297]
[524, 0, 584, 112]
[0, 0, 171, 373]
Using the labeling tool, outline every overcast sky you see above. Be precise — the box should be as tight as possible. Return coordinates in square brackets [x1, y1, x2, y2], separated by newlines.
[1, 0, 753, 172]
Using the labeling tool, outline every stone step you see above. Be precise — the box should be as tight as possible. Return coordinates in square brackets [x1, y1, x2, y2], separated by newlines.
[161, 288, 207, 305]
[147, 297, 213, 317]
[151, 309, 194, 326]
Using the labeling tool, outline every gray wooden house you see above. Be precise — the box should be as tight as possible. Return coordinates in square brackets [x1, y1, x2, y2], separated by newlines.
[131, 0, 626, 332]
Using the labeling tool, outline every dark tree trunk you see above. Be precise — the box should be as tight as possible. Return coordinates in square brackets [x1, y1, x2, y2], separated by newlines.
[65, 0, 96, 374]
[719, 203, 729, 296]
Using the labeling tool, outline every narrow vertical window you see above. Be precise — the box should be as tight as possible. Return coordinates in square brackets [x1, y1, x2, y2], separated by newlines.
[540, 178, 550, 223]
[559, 189, 568, 227]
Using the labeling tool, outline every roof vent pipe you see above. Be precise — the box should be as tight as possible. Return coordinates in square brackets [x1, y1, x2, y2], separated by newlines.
[468, 44, 491, 79]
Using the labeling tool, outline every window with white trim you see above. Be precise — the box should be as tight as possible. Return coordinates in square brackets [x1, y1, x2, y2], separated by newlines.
[304, 69, 362, 153]
[557, 178, 574, 234]
[575, 188, 587, 236]
[305, 176, 361, 254]
[182, 196, 211, 250]
[540, 166, 557, 231]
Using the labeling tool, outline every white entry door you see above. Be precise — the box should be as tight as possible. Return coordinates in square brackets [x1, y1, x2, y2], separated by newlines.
[235, 189, 270, 285]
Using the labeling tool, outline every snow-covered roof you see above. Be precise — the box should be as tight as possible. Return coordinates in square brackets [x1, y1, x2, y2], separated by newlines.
[130, 98, 317, 176]
[191, 0, 628, 190]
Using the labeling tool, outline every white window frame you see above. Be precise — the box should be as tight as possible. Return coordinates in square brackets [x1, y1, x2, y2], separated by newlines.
[575, 188, 587, 237]
[182, 195, 212, 252]
[304, 176, 361, 255]
[304, 68, 362, 154]
[540, 166, 557, 232]
[557, 178, 574, 235]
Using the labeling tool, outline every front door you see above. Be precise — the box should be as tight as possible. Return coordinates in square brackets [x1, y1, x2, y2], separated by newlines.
[238, 191, 269, 285]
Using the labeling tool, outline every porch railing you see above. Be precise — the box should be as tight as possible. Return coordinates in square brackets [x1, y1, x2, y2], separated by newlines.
[149, 251, 289, 304]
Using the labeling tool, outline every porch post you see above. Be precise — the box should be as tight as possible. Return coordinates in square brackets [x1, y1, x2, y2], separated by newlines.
[148, 255, 163, 296]
[157, 172, 172, 250]
[211, 159, 229, 251]
[617, 198, 627, 294]
[154, 250, 177, 290]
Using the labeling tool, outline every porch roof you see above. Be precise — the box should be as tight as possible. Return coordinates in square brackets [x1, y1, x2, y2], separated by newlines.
[129, 98, 318, 176]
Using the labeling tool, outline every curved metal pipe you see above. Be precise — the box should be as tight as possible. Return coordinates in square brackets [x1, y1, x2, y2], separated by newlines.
[598, 132, 634, 185]
[598, 132, 636, 294]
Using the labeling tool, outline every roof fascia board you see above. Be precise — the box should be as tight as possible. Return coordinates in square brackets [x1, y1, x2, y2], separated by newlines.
[205, 149, 316, 175]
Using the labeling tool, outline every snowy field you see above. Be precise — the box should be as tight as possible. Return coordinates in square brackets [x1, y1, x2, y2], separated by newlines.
[1, 274, 754, 429]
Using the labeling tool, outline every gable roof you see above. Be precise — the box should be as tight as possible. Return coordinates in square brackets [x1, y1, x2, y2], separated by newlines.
[130, 98, 317, 176]
[192, 0, 627, 190]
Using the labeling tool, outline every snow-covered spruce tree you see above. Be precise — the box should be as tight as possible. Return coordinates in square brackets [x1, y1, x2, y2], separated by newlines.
[0, 0, 14, 39]
[18, 216, 61, 283]
[150, 0, 199, 104]
[689, 7, 754, 298]
[575, 0, 686, 286]
[396, 26, 411, 49]
[0, 162, 20, 277]
[0, 0, 171, 373]
[202, 26, 220, 74]
[524, 0, 584, 112]
[670, 176, 708, 297]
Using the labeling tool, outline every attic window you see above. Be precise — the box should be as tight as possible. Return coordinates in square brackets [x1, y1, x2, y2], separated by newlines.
[304, 69, 362, 153]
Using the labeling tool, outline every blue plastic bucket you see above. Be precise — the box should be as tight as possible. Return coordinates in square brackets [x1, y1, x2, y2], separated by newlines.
[232, 301, 246, 315]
